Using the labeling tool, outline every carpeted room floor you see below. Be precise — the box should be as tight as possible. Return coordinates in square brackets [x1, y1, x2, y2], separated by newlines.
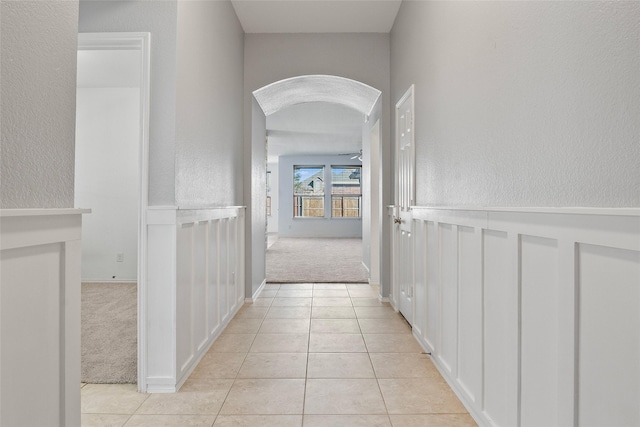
[266, 237, 369, 283]
[81, 282, 137, 384]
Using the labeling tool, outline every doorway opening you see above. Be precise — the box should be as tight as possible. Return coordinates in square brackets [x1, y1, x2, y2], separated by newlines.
[74, 33, 150, 388]
[248, 75, 384, 296]
[265, 102, 367, 284]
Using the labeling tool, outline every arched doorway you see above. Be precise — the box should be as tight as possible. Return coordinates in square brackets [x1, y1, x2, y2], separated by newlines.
[246, 75, 387, 300]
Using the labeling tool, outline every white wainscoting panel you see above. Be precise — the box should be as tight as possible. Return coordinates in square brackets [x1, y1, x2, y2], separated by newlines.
[520, 235, 559, 427]
[482, 229, 514, 427]
[438, 223, 458, 377]
[406, 207, 640, 427]
[577, 243, 640, 427]
[145, 207, 178, 392]
[412, 219, 427, 340]
[425, 220, 439, 352]
[457, 225, 482, 405]
[175, 208, 245, 387]
[1, 209, 88, 427]
[144, 207, 245, 393]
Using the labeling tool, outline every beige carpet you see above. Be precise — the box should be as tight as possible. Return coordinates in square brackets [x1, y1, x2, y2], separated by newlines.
[266, 237, 369, 283]
[81, 282, 137, 384]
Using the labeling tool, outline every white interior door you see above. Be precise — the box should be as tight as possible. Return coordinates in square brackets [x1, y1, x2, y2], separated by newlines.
[393, 85, 415, 322]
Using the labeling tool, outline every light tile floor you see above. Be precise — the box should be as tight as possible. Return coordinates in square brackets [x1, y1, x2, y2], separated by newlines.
[81, 283, 477, 427]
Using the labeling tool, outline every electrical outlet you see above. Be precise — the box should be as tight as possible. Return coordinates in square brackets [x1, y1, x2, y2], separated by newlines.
[116, 253, 124, 262]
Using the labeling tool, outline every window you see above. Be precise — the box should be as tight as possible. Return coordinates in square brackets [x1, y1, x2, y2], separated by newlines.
[331, 166, 361, 218]
[293, 166, 325, 217]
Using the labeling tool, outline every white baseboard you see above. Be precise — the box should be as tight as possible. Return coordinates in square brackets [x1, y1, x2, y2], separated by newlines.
[175, 300, 243, 392]
[361, 260, 370, 273]
[414, 331, 489, 427]
[145, 378, 178, 394]
[246, 279, 266, 302]
[176, 316, 239, 391]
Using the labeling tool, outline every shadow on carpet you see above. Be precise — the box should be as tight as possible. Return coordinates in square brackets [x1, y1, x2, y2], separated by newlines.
[82, 282, 137, 384]
[266, 237, 369, 283]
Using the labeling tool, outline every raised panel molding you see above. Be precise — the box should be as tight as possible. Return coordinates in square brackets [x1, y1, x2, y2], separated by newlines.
[408, 207, 640, 427]
[520, 235, 559, 427]
[577, 244, 640, 427]
[457, 225, 482, 404]
[1, 209, 88, 427]
[144, 207, 246, 393]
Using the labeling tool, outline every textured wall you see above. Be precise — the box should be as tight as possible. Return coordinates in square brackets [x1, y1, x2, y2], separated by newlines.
[1, 1, 79, 208]
[175, 0, 244, 207]
[391, 1, 640, 207]
[79, 0, 178, 206]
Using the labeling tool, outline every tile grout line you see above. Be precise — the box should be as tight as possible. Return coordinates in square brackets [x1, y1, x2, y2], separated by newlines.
[354, 297, 395, 425]
[300, 284, 317, 421]
[213, 292, 274, 424]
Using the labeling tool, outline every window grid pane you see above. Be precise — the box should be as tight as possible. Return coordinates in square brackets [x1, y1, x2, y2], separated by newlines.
[294, 166, 325, 217]
[331, 166, 361, 218]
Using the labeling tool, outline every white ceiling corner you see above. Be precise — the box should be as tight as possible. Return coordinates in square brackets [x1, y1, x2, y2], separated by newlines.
[231, 0, 402, 34]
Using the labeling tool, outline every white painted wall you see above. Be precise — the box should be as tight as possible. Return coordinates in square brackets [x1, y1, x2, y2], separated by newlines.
[175, 0, 245, 207]
[267, 163, 279, 233]
[390, 1, 640, 207]
[1, 1, 79, 208]
[244, 33, 392, 291]
[366, 119, 381, 285]
[249, 98, 267, 298]
[79, 0, 178, 206]
[278, 155, 363, 238]
[75, 87, 140, 281]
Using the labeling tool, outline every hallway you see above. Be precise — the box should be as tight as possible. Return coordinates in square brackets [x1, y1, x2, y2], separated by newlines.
[81, 283, 476, 426]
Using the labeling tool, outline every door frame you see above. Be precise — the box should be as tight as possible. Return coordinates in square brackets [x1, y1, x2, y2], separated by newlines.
[249, 75, 384, 297]
[77, 32, 151, 390]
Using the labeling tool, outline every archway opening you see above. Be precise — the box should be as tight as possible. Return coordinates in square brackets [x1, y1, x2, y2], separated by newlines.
[247, 75, 384, 297]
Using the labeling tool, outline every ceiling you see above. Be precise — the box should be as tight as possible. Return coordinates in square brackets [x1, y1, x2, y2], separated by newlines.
[266, 102, 364, 164]
[231, 0, 402, 33]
